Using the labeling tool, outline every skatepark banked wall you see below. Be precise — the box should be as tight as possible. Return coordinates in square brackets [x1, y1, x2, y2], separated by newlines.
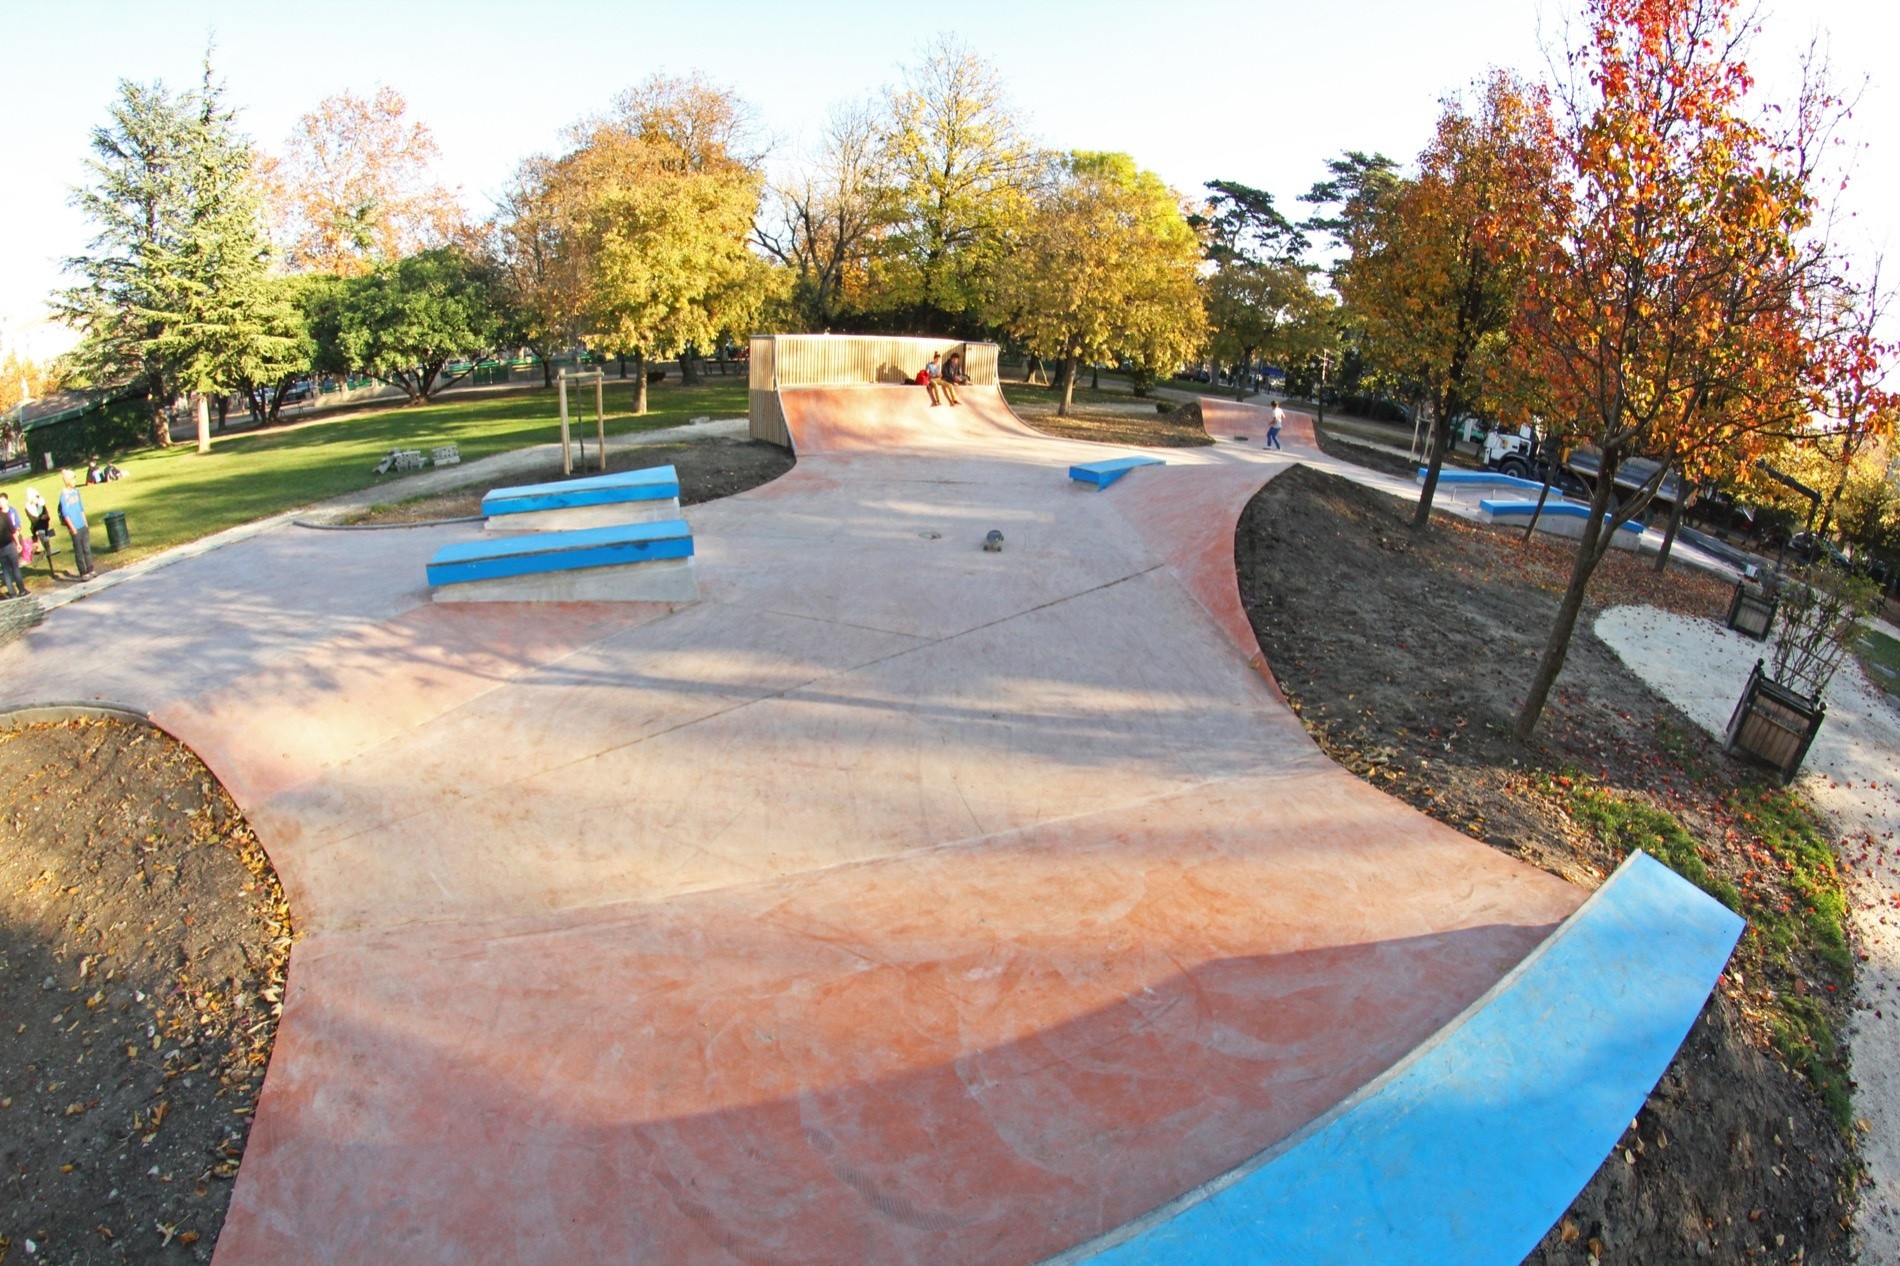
[749, 334, 1000, 446]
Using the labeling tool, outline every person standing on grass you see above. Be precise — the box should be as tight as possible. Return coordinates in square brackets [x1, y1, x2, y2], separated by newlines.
[0, 494, 26, 598]
[1267, 401, 1285, 450]
[58, 470, 95, 580]
[23, 488, 53, 576]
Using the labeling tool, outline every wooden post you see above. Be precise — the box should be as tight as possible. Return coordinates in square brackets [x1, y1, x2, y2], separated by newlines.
[558, 369, 572, 476]
[595, 374, 606, 471]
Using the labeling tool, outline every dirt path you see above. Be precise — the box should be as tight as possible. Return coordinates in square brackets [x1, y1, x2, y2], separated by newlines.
[0, 718, 291, 1264]
[1596, 605, 1900, 1261]
[1237, 464, 1854, 1264]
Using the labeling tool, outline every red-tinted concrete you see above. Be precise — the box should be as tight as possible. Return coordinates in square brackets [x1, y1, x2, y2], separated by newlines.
[1197, 397, 1318, 447]
[0, 385, 1583, 1265]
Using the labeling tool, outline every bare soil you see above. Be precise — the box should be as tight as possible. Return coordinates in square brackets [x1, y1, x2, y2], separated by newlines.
[1237, 464, 1855, 1264]
[343, 437, 795, 525]
[1011, 397, 1216, 448]
[0, 718, 291, 1264]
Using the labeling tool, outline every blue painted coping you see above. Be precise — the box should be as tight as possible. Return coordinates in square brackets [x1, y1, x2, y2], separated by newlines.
[1060, 851, 1743, 1266]
[1417, 468, 1547, 494]
[427, 519, 693, 587]
[1479, 499, 1644, 535]
[481, 465, 680, 518]
[1070, 456, 1166, 489]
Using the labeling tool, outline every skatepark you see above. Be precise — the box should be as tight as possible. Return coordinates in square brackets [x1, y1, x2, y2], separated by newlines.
[0, 335, 1743, 1264]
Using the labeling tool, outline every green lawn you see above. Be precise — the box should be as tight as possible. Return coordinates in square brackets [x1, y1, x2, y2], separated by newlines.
[8, 379, 749, 575]
[1857, 627, 1900, 696]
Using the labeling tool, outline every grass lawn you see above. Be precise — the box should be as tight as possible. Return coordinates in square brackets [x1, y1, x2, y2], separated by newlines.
[1858, 626, 1900, 695]
[6, 379, 748, 575]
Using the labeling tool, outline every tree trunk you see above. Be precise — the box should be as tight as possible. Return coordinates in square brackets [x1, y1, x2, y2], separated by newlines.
[1653, 489, 1687, 573]
[194, 392, 211, 454]
[681, 346, 701, 386]
[1057, 355, 1079, 416]
[1090, 364, 1099, 391]
[215, 395, 229, 433]
[1411, 410, 1456, 531]
[1523, 459, 1558, 542]
[1515, 453, 1622, 740]
[617, 356, 627, 380]
[149, 392, 172, 449]
[542, 355, 555, 388]
[632, 351, 648, 415]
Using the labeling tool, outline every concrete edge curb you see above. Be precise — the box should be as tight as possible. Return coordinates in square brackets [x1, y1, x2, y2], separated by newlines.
[0, 700, 155, 729]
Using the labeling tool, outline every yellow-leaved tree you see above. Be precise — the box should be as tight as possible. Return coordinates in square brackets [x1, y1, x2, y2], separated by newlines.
[529, 76, 775, 413]
[999, 152, 1205, 416]
[1339, 69, 1560, 530]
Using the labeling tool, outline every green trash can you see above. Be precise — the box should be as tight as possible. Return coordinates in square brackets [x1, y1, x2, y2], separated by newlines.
[102, 510, 130, 552]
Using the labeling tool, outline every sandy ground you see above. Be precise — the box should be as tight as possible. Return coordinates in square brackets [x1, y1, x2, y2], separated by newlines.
[1596, 606, 1900, 1260]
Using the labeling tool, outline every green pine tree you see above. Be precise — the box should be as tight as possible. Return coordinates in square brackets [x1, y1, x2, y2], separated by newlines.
[57, 59, 300, 449]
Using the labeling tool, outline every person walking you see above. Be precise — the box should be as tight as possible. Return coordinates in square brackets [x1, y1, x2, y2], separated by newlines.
[58, 470, 95, 580]
[0, 493, 26, 598]
[1266, 401, 1285, 450]
[23, 488, 54, 577]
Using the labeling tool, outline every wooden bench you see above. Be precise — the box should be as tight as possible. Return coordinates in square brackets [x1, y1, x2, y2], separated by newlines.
[427, 518, 699, 604]
[481, 465, 682, 533]
[1069, 455, 1165, 489]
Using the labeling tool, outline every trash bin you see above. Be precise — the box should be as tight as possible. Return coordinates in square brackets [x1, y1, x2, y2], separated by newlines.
[102, 510, 130, 553]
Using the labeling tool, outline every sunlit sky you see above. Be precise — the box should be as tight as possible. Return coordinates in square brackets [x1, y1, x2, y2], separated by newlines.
[2, 0, 1895, 359]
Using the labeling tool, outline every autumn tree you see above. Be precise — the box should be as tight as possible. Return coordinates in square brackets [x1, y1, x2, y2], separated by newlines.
[1341, 71, 1560, 529]
[0, 351, 62, 415]
[1511, 0, 1842, 738]
[868, 37, 1038, 331]
[489, 155, 590, 387]
[58, 62, 293, 447]
[268, 86, 463, 275]
[534, 77, 770, 412]
[754, 99, 895, 329]
[1000, 152, 1204, 415]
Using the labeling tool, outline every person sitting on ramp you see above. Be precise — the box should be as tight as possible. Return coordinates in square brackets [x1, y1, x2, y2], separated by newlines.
[916, 352, 960, 407]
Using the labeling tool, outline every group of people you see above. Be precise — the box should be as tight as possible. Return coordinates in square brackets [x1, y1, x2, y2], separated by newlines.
[914, 351, 969, 407]
[0, 469, 100, 599]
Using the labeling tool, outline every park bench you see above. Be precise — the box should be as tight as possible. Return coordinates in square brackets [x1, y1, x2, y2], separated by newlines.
[1068, 455, 1166, 489]
[427, 517, 699, 604]
[372, 449, 426, 475]
[482, 465, 681, 533]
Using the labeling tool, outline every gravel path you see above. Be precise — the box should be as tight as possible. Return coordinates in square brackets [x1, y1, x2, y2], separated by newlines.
[1595, 605, 1900, 1260]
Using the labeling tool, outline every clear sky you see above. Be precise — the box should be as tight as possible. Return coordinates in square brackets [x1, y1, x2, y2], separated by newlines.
[2, 0, 1894, 359]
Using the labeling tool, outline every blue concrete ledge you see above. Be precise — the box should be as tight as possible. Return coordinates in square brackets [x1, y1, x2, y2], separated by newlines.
[1070, 456, 1165, 489]
[482, 465, 680, 518]
[427, 519, 693, 587]
[1479, 499, 1645, 535]
[1417, 469, 1547, 493]
[1053, 852, 1743, 1266]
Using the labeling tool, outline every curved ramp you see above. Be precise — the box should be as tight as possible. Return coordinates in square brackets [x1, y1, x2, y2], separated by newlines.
[778, 383, 1044, 453]
[1056, 852, 1743, 1265]
[0, 383, 1735, 1265]
[1198, 398, 1318, 446]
